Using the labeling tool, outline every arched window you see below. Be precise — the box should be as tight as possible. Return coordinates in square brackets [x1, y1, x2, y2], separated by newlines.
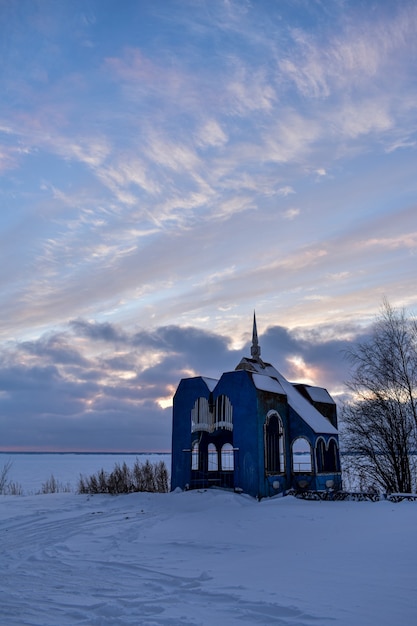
[325, 438, 339, 472]
[191, 397, 212, 432]
[191, 441, 199, 471]
[221, 443, 234, 471]
[215, 395, 233, 430]
[316, 438, 326, 473]
[208, 443, 218, 471]
[265, 412, 285, 474]
[292, 437, 312, 473]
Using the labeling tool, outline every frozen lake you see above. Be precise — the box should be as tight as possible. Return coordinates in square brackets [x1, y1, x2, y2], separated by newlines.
[0, 453, 171, 494]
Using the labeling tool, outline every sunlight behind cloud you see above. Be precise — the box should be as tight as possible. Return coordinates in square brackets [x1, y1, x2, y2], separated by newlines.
[286, 356, 318, 386]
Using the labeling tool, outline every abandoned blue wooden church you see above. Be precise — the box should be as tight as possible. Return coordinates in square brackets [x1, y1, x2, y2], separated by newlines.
[171, 315, 342, 498]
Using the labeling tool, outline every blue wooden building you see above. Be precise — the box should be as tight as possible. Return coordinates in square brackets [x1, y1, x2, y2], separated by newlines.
[171, 315, 342, 498]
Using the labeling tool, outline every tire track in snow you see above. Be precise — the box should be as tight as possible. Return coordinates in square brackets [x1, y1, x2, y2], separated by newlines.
[0, 493, 338, 625]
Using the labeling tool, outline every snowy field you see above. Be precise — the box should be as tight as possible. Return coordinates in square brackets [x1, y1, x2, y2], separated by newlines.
[2, 486, 417, 625]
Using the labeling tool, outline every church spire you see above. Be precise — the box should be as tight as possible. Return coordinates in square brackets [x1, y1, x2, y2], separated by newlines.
[251, 311, 261, 361]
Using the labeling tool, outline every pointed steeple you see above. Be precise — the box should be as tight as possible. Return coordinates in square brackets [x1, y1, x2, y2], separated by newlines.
[251, 311, 261, 361]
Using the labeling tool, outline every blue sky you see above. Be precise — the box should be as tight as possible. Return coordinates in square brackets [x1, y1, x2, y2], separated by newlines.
[1, 0, 416, 451]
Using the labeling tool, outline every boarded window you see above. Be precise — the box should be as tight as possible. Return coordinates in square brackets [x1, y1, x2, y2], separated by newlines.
[215, 395, 233, 430]
[191, 397, 212, 432]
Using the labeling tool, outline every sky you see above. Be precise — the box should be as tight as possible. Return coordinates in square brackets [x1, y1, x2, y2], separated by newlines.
[1, 0, 417, 452]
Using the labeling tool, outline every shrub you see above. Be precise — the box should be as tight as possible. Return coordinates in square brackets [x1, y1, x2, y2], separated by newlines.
[39, 474, 72, 494]
[7, 481, 23, 496]
[78, 458, 169, 495]
[155, 460, 169, 493]
[107, 462, 132, 494]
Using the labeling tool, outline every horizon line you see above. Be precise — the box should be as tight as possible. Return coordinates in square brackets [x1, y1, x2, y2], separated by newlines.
[0, 448, 171, 454]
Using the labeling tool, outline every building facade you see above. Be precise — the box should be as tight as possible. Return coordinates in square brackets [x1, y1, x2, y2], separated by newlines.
[171, 315, 342, 498]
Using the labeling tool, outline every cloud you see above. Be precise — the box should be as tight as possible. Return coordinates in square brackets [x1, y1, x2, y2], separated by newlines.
[282, 208, 300, 220]
[331, 101, 392, 140]
[70, 319, 127, 344]
[226, 64, 276, 114]
[262, 323, 354, 388]
[0, 143, 22, 173]
[263, 112, 322, 163]
[196, 119, 228, 148]
[277, 186, 295, 197]
[1, 0, 417, 452]
[358, 233, 417, 252]
[279, 3, 417, 98]
[0, 316, 363, 451]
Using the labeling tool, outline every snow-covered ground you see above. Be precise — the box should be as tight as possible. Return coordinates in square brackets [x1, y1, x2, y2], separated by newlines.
[1, 488, 417, 626]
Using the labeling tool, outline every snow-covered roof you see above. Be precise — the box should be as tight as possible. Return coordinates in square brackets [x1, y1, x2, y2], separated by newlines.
[201, 377, 218, 391]
[252, 373, 286, 395]
[273, 367, 338, 434]
[303, 385, 335, 405]
[244, 360, 337, 435]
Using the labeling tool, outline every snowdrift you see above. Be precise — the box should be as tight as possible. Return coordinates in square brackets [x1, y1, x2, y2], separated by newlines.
[1, 489, 416, 625]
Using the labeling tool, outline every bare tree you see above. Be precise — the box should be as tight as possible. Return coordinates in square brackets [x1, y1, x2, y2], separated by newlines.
[0, 460, 13, 494]
[342, 300, 417, 493]
[0, 460, 23, 495]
